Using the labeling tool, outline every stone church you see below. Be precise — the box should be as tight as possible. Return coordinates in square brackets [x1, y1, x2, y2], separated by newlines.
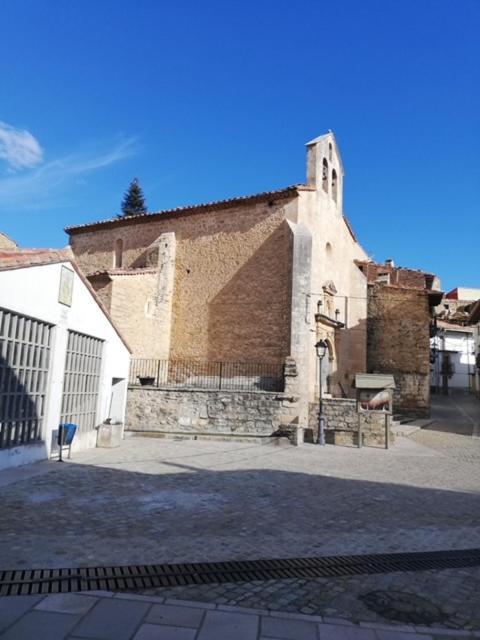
[67, 133, 369, 425]
[67, 132, 440, 434]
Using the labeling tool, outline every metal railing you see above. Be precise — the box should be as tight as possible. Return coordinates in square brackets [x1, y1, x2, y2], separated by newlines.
[129, 359, 285, 392]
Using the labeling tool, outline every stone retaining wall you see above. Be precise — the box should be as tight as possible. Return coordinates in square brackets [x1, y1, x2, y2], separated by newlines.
[308, 398, 393, 447]
[126, 386, 299, 440]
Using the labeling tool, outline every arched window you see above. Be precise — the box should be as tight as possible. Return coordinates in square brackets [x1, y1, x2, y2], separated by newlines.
[331, 169, 338, 202]
[114, 238, 123, 268]
[328, 143, 333, 161]
[322, 158, 329, 193]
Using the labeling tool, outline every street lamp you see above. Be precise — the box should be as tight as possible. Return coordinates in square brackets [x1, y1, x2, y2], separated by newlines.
[315, 340, 328, 445]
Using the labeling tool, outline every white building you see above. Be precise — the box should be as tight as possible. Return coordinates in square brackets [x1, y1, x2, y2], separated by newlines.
[430, 321, 476, 394]
[468, 301, 480, 397]
[0, 245, 131, 470]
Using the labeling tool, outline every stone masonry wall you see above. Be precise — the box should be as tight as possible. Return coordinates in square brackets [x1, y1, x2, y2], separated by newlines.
[367, 284, 431, 418]
[70, 197, 296, 364]
[126, 386, 300, 440]
[308, 398, 392, 447]
[391, 372, 430, 420]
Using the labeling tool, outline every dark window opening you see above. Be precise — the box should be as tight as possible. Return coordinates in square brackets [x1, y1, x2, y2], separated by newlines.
[322, 158, 329, 193]
[331, 169, 338, 202]
[114, 239, 123, 268]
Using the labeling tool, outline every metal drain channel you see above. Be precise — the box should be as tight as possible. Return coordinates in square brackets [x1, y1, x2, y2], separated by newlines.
[2, 548, 480, 596]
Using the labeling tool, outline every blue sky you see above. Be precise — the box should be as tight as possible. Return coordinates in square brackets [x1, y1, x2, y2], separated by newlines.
[0, 0, 478, 291]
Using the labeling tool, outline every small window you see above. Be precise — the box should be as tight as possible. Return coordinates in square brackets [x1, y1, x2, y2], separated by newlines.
[328, 142, 333, 161]
[114, 239, 123, 268]
[377, 272, 390, 285]
[325, 242, 333, 257]
[322, 158, 329, 193]
[331, 169, 338, 202]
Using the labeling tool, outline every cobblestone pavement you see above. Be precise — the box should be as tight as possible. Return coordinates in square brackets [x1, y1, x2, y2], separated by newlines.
[1, 407, 480, 632]
[0, 590, 477, 639]
[1, 431, 480, 569]
[138, 566, 480, 632]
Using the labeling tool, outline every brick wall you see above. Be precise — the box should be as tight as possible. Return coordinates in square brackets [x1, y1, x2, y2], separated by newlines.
[367, 284, 431, 417]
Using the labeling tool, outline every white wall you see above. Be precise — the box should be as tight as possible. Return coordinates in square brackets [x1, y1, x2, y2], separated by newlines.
[300, 134, 369, 400]
[0, 262, 130, 469]
[431, 330, 475, 391]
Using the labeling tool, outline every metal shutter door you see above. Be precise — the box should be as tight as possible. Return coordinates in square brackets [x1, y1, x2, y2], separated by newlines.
[0, 308, 53, 449]
[60, 330, 103, 434]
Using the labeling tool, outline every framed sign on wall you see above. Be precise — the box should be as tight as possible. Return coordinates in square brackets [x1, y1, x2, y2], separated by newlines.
[58, 265, 74, 307]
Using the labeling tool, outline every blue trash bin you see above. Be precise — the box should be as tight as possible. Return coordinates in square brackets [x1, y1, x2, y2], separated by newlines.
[57, 423, 77, 454]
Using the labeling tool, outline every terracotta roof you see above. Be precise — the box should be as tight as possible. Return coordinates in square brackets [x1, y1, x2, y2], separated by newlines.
[65, 185, 301, 235]
[0, 248, 74, 270]
[89, 267, 160, 277]
[437, 320, 475, 333]
[0, 248, 132, 352]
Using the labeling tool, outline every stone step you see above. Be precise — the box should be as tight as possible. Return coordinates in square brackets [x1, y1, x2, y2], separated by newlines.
[124, 430, 292, 446]
[394, 424, 422, 437]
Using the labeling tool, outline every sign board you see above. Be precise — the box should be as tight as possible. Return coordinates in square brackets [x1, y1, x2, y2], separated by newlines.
[58, 266, 74, 307]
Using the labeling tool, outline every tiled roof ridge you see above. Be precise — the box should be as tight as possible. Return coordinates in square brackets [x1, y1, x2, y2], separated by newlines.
[89, 267, 160, 277]
[368, 282, 433, 293]
[0, 247, 72, 268]
[65, 185, 302, 234]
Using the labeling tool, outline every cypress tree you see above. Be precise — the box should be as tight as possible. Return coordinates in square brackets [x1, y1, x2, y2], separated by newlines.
[121, 178, 147, 217]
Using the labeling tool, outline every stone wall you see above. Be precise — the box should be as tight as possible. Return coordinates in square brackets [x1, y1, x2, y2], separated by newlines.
[391, 372, 430, 419]
[367, 284, 431, 418]
[307, 398, 393, 447]
[125, 385, 300, 441]
[69, 196, 296, 364]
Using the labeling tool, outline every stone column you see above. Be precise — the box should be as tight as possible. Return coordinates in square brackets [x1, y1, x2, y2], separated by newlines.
[287, 221, 312, 441]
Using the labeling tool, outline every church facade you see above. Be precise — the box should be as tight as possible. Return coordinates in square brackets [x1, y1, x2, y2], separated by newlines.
[66, 133, 371, 428]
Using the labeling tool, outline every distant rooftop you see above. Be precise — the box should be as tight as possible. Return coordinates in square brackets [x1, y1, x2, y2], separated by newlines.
[445, 287, 480, 301]
[355, 259, 438, 290]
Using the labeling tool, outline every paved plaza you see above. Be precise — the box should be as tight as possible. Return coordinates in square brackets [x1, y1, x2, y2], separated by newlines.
[1, 394, 480, 636]
[1, 419, 480, 570]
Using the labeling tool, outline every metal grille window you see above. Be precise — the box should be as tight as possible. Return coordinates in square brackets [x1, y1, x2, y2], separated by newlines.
[60, 331, 103, 434]
[0, 308, 53, 449]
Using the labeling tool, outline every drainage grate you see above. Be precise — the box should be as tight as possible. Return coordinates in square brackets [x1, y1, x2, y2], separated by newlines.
[1, 548, 480, 596]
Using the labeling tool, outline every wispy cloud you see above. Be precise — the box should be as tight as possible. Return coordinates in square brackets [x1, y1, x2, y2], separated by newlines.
[0, 135, 137, 210]
[0, 121, 43, 170]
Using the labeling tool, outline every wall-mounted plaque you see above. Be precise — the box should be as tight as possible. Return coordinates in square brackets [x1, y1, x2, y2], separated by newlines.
[58, 265, 74, 307]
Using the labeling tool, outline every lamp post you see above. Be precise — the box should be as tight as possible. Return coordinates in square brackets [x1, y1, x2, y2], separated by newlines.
[315, 340, 328, 446]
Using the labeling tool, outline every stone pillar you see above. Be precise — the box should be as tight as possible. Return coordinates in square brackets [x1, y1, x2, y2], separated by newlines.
[145, 232, 176, 362]
[287, 221, 312, 440]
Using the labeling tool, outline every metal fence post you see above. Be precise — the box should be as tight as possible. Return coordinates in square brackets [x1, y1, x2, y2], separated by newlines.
[218, 362, 223, 390]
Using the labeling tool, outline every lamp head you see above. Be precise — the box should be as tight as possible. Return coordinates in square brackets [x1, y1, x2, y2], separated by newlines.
[315, 339, 328, 359]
